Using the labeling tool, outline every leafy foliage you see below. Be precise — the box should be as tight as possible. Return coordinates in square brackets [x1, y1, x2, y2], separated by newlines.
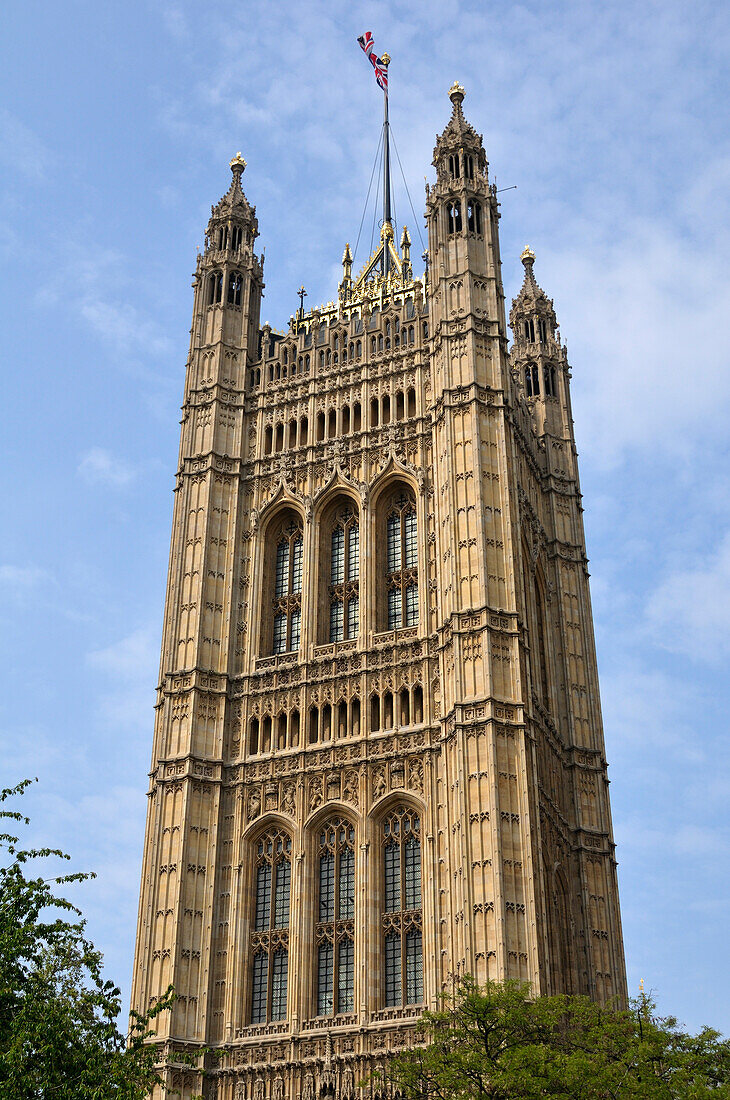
[386, 976, 730, 1099]
[0, 779, 173, 1098]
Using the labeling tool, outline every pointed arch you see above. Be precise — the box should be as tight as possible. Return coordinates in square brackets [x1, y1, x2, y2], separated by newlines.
[257, 498, 306, 657]
[313, 487, 361, 645]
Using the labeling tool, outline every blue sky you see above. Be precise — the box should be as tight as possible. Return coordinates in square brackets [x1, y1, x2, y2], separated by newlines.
[2, 0, 729, 1033]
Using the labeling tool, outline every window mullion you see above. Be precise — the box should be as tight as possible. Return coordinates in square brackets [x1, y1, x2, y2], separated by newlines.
[288, 536, 294, 597]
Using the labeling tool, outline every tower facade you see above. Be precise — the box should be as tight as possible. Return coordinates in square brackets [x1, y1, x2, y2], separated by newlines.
[131, 87, 626, 1100]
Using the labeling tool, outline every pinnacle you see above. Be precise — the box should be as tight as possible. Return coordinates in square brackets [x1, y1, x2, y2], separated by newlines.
[433, 82, 483, 167]
[449, 81, 465, 108]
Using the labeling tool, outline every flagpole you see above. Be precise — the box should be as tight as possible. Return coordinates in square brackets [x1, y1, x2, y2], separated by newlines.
[381, 52, 392, 278]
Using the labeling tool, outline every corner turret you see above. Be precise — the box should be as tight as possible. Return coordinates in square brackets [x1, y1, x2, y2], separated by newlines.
[509, 248, 573, 446]
[426, 84, 508, 391]
[192, 155, 265, 375]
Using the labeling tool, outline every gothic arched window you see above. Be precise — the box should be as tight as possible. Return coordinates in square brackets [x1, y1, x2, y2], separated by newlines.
[543, 364, 557, 397]
[271, 521, 303, 654]
[525, 363, 540, 398]
[250, 828, 292, 1023]
[227, 271, 243, 306]
[385, 494, 418, 631]
[447, 200, 462, 234]
[315, 817, 355, 1016]
[208, 270, 222, 305]
[467, 201, 482, 234]
[328, 508, 359, 643]
[382, 805, 423, 1007]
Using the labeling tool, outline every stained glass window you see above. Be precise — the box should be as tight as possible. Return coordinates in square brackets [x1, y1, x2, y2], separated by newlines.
[317, 943, 333, 1015]
[329, 512, 359, 643]
[271, 948, 288, 1021]
[271, 522, 303, 654]
[337, 938, 354, 1012]
[251, 951, 268, 1023]
[275, 541, 289, 598]
[316, 818, 355, 1017]
[331, 526, 345, 584]
[382, 807, 423, 1008]
[386, 498, 418, 631]
[250, 829, 292, 1023]
[385, 932, 402, 1007]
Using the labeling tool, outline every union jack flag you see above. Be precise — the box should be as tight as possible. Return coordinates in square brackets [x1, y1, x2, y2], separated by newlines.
[357, 32, 388, 92]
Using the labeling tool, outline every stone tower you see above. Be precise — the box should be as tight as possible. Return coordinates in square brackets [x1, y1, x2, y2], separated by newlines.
[131, 85, 626, 1099]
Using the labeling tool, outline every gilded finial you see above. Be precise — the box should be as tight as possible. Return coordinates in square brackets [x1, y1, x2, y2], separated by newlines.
[639, 978, 645, 994]
[230, 152, 246, 173]
[521, 245, 536, 265]
[381, 51, 391, 65]
[380, 222, 394, 243]
[449, 81, 465, 106]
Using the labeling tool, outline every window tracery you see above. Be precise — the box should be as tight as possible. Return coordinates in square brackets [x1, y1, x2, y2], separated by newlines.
[328, 507, 359, 643]
[525, 362, 540, 398]
[382, 806, 423, 1007]
[250, 829, 292, 1023]
[272, 521, 303, 654]
[315, 818, 355, 1016]
[385, 494, 418, 630]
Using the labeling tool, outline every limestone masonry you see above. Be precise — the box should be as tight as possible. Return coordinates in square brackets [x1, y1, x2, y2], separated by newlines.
[131, 83, 627, 1099]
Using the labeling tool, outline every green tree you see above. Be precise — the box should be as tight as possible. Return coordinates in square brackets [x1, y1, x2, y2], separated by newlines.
[385, 976, 730, 1099]
[0, 779, 174, 1098]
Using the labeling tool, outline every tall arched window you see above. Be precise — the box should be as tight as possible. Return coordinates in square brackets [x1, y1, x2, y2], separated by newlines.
[385, 495, 418, 630]
[328, 508, 359, 642]
[272, 522, 303, 654]
[382, 805, 423, 1007]
[467, 200, 482, 234]
[315, 817, 355, 1016]
[227, 271, 243, 306]
[525, 363, 540, 398]
[208, 270, 222, 305]
[446, 201, 462, 234]
[250, 828, 292, 1023]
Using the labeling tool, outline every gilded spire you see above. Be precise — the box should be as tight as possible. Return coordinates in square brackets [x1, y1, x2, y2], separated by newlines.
[433, 81, 484, 169]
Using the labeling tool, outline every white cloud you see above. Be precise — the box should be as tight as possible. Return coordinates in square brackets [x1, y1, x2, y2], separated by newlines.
[77, 447, 135, 488]
[0, 109, 46, 179]
[79, 298, 173, 358]
[88, 623, 159, 680]
[87, 624, 160, 732]
[645, 533, 730, 662]
[0, 564, 49, 589]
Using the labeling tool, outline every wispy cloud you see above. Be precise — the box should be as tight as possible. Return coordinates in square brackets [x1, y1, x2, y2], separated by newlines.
[87, 624, 160, 731]
[79, 298, 173, 358]
[88, 623, 159, 679]
[77, 447, 136, 488]
[0, 108, 46, 179]
[645, 532, 730, 663]
[0, 564, 49, 589]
